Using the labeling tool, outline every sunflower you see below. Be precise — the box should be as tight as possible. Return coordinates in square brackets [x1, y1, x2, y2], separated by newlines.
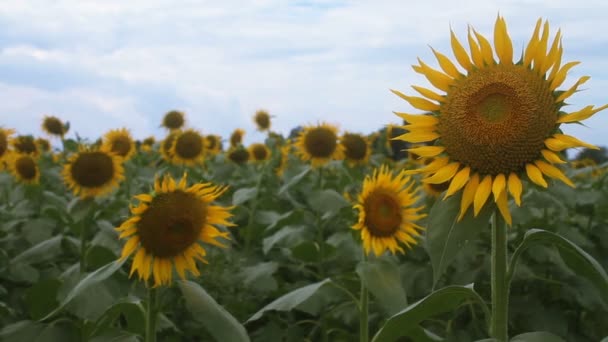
[170, 129, 205, 165]
[116, 173, 234, 287]
[162, 110, 185, 131]
[102, 128, 136, 161]
[275, 142, 292, 177]
[423, 181, 451, 198]
[253, 110, 271, 131]
[230, 129, 245, 147]
[42, 115, 68, 138]
[392, 16, 608, 225]
[249, 143, 271, 162]
[205, 135, 223, 156]
[227, 146, 250, 165]
[294, 123, 344, 167]
[160, 132, 179, 162]
[36, 138, 51, 153]
[0, 128, 15, 162]
[140, 136, 156, 153]
[8, 153, 39, 185]
[341, 132, 370, 166]
[12, 135, 39, 156]
[352, 165, 426, 256]
[63, 147, 125, 198]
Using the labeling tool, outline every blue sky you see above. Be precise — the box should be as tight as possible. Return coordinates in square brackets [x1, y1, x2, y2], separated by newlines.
[0, 0, 606, 148]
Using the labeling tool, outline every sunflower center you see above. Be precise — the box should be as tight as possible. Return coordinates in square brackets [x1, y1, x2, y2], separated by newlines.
[111, 137, 132, 157]
[364, 191, 402, 237]
[304, 128, 337, 158]
[44, 117, 65, 135]
[175, 132, 203, 159]
[251, 145, 268, 160]
[439, 64, 557, 175]
[14, 136, 37, 155]
[228, 148, 249, 164]
[70, 152, 115, 187]
[15, 156, 37, 180]
[163, 111, 184, 129]
[343, 134, 367, 161]
[255, 112, 270, 129]
[137, 191, 205, 258]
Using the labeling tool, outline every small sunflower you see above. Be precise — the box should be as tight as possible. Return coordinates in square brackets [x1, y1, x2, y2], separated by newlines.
[116, 173, 234, 287]
[140, 136, 156, 153]
[63, 147, 125, 198]
[170, 129, 205, 165]
[341, 132, 370, 166]
[392, 16, 608, 225]
[230, 129, 245, 147]
[275, 142, 292, 177]
[162, 110, 186, 131]
[352, 165, 426, 256]
[8, 153, 39, 185]
[36, 138, 51, 153]
[205, 135, 223, 156]
[249, 143, 271, 162]
[253, 110, 271, 131]
[12, 135, 39, 156]
[227, 146, 250, 165]
[160, 132, 179, 162]
[294, 123, 344, 167]
[0, 128, 15, 162]
[102, 128, 136, 161]
[42, 115, 68, 138]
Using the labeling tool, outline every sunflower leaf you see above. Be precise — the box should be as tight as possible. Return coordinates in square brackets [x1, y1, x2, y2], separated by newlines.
[356, 259, 408, 316]
[510, 331, 567, 341]
[426, 193, 494, 287]
[178, 280, 250, 342]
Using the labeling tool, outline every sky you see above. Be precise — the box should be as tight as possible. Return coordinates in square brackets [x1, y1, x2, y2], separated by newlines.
[0, 0, 607, 147]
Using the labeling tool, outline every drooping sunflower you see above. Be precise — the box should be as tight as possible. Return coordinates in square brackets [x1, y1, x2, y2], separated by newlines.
[162, 110, 186, 131]
[229, 129, 245, 147]
[249, 143, 271, 162]
[36, 138, 51, 153]
[63, 147, 125, 198]
[341, 132, 370, 166]
[12, 135, 39, 156]
[102, 128, 136, 161]
[294, 123, 344, 167]
[160, 132, 179, 162]
[42, 115, 68, 138]
[352, 165, 426, 256]
[170, 129, 205, 165]
[253, 110, 271, 131]
[205, 135, 223, 156]
[116, 173, 234, 287]
[227, 146, 250, 165]
[0, 128, 15, 162]
[8, 153, 39, 185]
[140, 136, 156, 153]
[392, 16, 608, 225]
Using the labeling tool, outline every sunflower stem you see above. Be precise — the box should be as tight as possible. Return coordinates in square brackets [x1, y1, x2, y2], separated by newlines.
[244, 162, 267, 254]
[359, 251, 369, 342]
[490, 211, 509, 341]
[79, 198, 95, 275]
[145, 286, 158, 342]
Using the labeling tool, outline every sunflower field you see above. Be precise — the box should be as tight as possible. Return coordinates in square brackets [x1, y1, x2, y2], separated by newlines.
[1, 16, 608, 342]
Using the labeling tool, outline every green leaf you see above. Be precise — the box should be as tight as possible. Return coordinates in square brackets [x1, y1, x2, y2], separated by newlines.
[291, 241, 320, 263]
[307, 189, 350, 215]
[178, 280, 250, 342]
[426, 193, 494, 286]
[92, 301, 145, 337]
[41, 258, 126, 321]
[240, 262, 278, 292]
[232, 187, 258, 206]
[25, 278, 62, 320]
[372, 284, 490, 342]
[507, 229, 608, 305]
[356, 259, 408, 316]
[0, 320, 44, 340]
[510, 331, 566, 341]
[262, 225, 312, 254]
[278, 166, 310, 195]
[247, 279, 332, 323]
[89, 331, 140, 342]
[12, 236, 63, 265]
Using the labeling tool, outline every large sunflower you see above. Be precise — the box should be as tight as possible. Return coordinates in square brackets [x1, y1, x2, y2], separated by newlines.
[170, 129, 205, 165]
[42, 115, 68, 138]
[8, 153, 39, 185]
[392, 16, 608, 225]
[341, 132, 370, 166]
[294, 123, 344, 167]
[162, 110, 186, 131]
[253, 110, 271, 131]
[102, 128, 136, 161]
[116, 173, 234, 287]
[352, 165, 426, 256]
[63, 147, 125, 198]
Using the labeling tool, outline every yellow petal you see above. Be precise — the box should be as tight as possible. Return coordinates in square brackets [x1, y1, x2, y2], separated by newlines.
[473, 175, 492, 216]
[526, 163, 548, 188]
[533, 21, 550, 71]
[496, 188, 512, 226]
[550, 61, 581, 90]
[535, 160, 575, 187]
[450, 28, 472, 71]
[444, 166, 470, 199]
[431, 47, 463, 78]
[411, 85, 445, 103]
[413, 58, 454, 92]
[134, 194, 153, 203]
[547, 44, 563, 81]
[120, 236, 139, 260]
[541, 149, 566, 164]
[178, 173, 188, 189]
[130, 248, 147, 278]
[407, 145, 445, 158]
[395, 131, 439, 143]
[557, 104, 608, 123]
[395, 112, 439, 126]
[524, 18, 542, 67]
[406, 157, 449, 175]
[472, 28, 495, 65]
[458, 173, 479, 221]
[507, 173, 522, 207]
[423, 162, 460, 184]
[556, 76, 590, 103]
[391, 89, 440, 111]
[494, 16, 513, 64]
[539, 29, 561, 75]
[491, 173, 506, 202]
[546, 134, 598, 151]
[467, 27, 484, 68]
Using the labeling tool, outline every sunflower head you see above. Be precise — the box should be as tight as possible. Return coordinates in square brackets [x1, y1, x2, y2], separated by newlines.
[253, 110, 271, 131]
[102, 128, 136, 161]
[230, 129, 245, 147]
[143, 136, 156, 146]
[275, 142, 292, 177]
[162, 110, 185, 130]
[205, 135, 223, 155]
[0, 128, 15, 160]
[160, 132, 179, 162]
[116, 173, 234, 287]
[352, 165, 426, 256]
[392, 15, 608, 225]
[36, 138, 51, 153]
[294, 123, 344, 167]
[341, 132, 370, 166]
[9, 153, 40, 185]
[42, 115, 68, 137]
[170, 129, 205, 165]
[12, 135, 39, 156]
[227, 146, 250, 165]
[248, 143, 271, 162]
[63, 147, 125, 198]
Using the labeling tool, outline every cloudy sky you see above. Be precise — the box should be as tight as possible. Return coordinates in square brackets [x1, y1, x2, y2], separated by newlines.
[0, 0, 606, 147]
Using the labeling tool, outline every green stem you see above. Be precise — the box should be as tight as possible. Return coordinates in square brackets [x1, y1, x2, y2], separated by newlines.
[490, 211, 508, 341]
[244, 162, 267, 253]
[359, 252, 369, 342]
[145, 287, 158, 342]
[79, 199, 94, 274]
